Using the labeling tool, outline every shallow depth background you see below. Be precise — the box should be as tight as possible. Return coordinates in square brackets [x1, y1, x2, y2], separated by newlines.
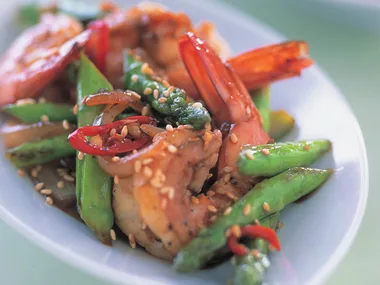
[0, 0, 379, 284]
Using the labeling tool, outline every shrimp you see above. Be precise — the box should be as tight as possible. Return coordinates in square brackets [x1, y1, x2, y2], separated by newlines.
[0, 13, 90, 105]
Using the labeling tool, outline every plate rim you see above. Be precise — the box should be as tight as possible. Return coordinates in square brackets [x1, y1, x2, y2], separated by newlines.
[0, 0, 369, 284]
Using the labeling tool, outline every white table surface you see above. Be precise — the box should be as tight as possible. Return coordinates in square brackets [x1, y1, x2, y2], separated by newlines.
[1, 1, 379, 284]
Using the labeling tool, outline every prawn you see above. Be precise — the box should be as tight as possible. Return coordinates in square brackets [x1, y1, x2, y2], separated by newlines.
[0, 13, 90, 105]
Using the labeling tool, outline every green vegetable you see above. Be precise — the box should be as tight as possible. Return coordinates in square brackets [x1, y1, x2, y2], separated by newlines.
[123, 51, 211, 130]
[3, 103, 76, 124]
[233, 213, 280, 285]
[238, 140, 331, 177]
[173, 167, 332, 272]
[17, 3, 40, 28]
[6, 133, 75, 168]
[269, 110, 295, 141]
[251, 87, 270, 132]
[76, 53, 113, 245]
[57, 0, 105, 24]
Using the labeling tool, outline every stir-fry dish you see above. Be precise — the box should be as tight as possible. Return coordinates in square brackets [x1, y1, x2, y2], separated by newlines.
[1, 1, 333, 284]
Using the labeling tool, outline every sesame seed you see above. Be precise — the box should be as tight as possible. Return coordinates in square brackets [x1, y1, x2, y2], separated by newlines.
[230, 133, 238, 143]
[167, 86, 175, 93]
[121, 126, 129, 137]
[255, 219, 261, 226]
[16, 98, 36, 105]
[158, 97, 167, 103]
[31, 169, 39, 178]
[112, 156, 121, 162]
[141, 105, 150, 116]
[160, 187, 170, 194]
[34, 182, 45, 191]
[276, 221, 283, 229]
[245, 151, 255, 160]
[77, 151, 84, 160]
[131, 74, 139, 83]
[261, 148, 270, 155]
[163, 90, 169, 97]
[142, 158, 153, 165]
[135, 55, 142, 61]
[114, 175, 119, 184]
[128, 233, 136, 248]
[40, 188, 53, 195]
[207, 173, 213, 179]
[90, 135, 103, 146]
[192, 102, 203, 108]
[38, 97, 46, 103]
[150, 177, 163, 188]
[73, 104, 78, 115]
[57, 181, 64, 189]
[168, 188, 175, 200]
[110, 229, 116, 241]
[161, 198, 167, 209]
[224, 207, 232, 216]
[243, 204, 251, 216]
[304, 145, 310, 151]
[143, 88, 152, 95]
[207, 205, 217, 213]
[216, 188, 226, 195]
[62, 120, 69, 130]
[162, 80, 170, 88]
[167, 145, 177, 153]
[246, 106, 252, 116]
[143, 166, 153, 178]
[132, 150, 138, 154]
[110, 128, 117, 136]
[45, 196, 53, 205]
[63, 175, 75, 182]
[231, 225, 241, 238]
[206, 190, 215, 197]
[191, 196, 199, 204]
[226, 191, 238, 201]
[209, 215, 217, 222]
[251, 249, 261, 259]
[17, 169, 25, 177]
[141, 63, 149, 74]
[134, 160, 142, 173]
[40, 115, 49, 122]
[223, 174, 231, 182]
[153, 89, 159, 99]
[223, 166, 233, 173]
[263, 202, 270, 212]
[141, 223, 147, 230]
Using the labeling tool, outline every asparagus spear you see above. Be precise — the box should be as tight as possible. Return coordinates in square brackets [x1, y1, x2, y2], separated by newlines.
[6, 133, 75, 168]
[76, 53, 113, 245]
[233, 213, 280, 285]
[3, 103, 76, 124]
[251, 87, 270, 132]
[173, 167, 332, 272]
[238, 140, 331, 177]
[123, 51, 211, 130]
[269, 110, 295, 141]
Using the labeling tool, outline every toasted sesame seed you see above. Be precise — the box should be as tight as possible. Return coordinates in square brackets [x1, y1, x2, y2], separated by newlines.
[223, 166, 233, 173]
[46, 196, 53, 205]
[207, 205, 218, 213]
[40, 188, 53, 195]
[160, 187, 170, 194]
[141, 223, 147, 230]
[63, 175, 75, 182]
[73, 104, 78, 115]
[131, 74, 139, 83]
[207, 173, 213, 179]
[131, 92, 141, 100]
[192, 102, 203, 108]
[226, 191, 238, 201]
[150, 177, 163, 188]
[231, 225, 241, 238]
[38, 97, 46, 103]
[223, 174, 231, 182]
[304, 145, 310, 151]
[17, 169, 25, 177]
[135, 55, 142, 61]
[143, 87, 152, 95]
[276, 221, 283, 229]
[110, 229, 116, 241]
[263, 202, 270, 212]
[224, 207, 232, 216]
[89, 135, 103, 146]
[57, 168, 68, 174]
[141, 105, 150, 116]
[230, 133, 238, 143]
[168, 187, 175, 200]
[206, 190, 215, 197]
[110, 128, 117, 136]
[132, 150, 138, 154]
[62, 120, 69, 130]
[246, 106, 252, 116]
[31, 169, 39, 178]
[251, 249, 261, 259]
[77, 151, 84, 160]
[165, 124, 174, 132]
[158, 97, 167, 103]
[255, 219, 261, 226]
[216, 188, 226, 195]
[245, 151, 255, 160]
[143, 166, 153, 178]
[167, 144, 177, 153]
[162, 80, 170, 88]
[243, 204, 251, 216]
[163, 90, 169, 97]
[112, 156, 121, 162]
[167, 86, 175, 93]
[153, 89, 159, 99]
[16, 98, 36, 105]
[121, 126, 129, 137]
[34, 182, 45, 191]
[261, 148, 270, 156]
[57, 181, 64, 189]
[40, 115, 49, 122]
[191, 196, 199, 204]
[128, 233, 136, 248]
[114, 175, 119, 184]
[134, 160, 142, 173]
[142, 158, 153, 165]
[141, 63, 149, 74]
[161, 198, 167, 209]
[209, 215, 217, 222]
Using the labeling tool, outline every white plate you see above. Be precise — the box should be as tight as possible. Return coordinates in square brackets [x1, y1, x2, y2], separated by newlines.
[0, 0, 369, 284]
